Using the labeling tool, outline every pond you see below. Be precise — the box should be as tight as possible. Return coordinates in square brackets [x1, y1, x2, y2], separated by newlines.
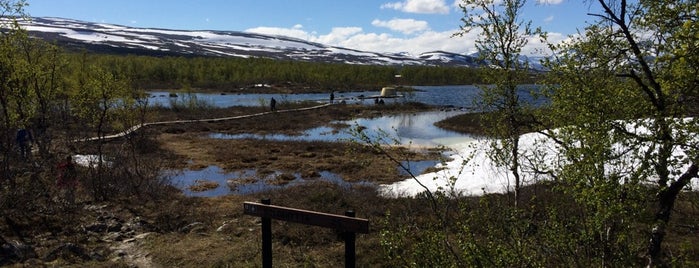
[166, 166, 375, 197]
[210, 109, 475, 147]
[166, 162, 440, 197]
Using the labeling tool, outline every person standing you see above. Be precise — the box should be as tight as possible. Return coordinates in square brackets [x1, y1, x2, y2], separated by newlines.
[330, 92, 335, 104]
[270, 97, 277, 111]
[15, 128, 33, 160]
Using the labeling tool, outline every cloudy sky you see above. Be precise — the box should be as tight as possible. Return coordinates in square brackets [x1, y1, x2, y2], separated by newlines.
[26, 0, 602, 56]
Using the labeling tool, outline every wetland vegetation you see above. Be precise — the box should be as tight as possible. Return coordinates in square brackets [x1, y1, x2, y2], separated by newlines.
[2, 0, 699, 267]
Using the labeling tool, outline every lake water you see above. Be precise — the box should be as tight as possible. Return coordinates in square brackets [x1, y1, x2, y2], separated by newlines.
[147, 84, 543, 109]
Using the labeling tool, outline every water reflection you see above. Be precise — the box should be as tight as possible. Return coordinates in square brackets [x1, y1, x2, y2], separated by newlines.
[146, 85, 543, 109]
[211, 110, 475, 147]
[166, 166, 372, 197]
[147, 90, 398, 107]
[399, 160, 441, 177]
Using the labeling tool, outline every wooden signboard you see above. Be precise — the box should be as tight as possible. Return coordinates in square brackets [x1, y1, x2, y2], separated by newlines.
[243, 199, 370, 268]
[243, 201, 369, 233]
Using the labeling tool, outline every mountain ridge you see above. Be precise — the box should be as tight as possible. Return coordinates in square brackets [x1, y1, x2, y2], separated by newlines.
[18, 17, 483, 67]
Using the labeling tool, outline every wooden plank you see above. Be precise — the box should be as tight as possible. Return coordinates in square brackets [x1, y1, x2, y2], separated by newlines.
[243, 202, 369, 233]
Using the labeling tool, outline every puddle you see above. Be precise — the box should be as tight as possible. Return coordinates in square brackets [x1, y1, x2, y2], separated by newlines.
[399, 160, 441, 177]
[165, 166, 372, 197]
[210, 110, 474, 147]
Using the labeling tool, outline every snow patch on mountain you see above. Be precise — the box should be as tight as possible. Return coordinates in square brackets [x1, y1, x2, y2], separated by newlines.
[13, 17, 491, 66]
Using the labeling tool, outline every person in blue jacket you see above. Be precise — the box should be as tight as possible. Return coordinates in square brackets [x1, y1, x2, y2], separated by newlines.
[16, 128, 33, 159]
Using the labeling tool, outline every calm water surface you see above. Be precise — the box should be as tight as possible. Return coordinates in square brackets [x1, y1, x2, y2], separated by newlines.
[210, 109, 474, 147]
[147, 84, 542, 109]
[161, 85, 541, 196]
[166, 166, 372, 197]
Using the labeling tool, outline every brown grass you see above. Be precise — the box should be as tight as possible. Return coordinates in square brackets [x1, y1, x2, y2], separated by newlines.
[142, 183, 402, 267]
[153, 102, 442, 184]
[8, 101, 698, 267]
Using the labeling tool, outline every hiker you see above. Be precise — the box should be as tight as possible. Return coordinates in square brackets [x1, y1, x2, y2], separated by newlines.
[330, 92, 335, 104]
[57, 155, 78, 206]
[270, 97, 277, 111]
[15, 128, 33, 160]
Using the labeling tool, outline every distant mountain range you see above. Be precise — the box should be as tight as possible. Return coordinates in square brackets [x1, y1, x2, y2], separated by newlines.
[18, 17, 545, 69]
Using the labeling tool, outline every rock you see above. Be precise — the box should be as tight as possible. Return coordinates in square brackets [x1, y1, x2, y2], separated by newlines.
[83, 204, 108, 211]
[22, 258, 44, 267]
[84, 223, 108, 233]
[216, 223, 230, 232]
[102, 232, 125, 242]
[85, 215, 123, 233]
[125, 216, 154, 232]
[42, 243, 91, 262]
[133, 232, 152, 240]
[179, 222, 205, 233]
[107, 221, 123, 233]
[0, 240, 37, 265]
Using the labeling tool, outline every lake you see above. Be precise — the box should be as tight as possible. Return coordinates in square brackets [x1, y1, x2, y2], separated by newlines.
[147, 84, 543, 109]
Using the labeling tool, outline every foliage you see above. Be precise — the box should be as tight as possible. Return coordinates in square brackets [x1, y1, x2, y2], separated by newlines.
[541, 0, 699, 266]
[374, 1, 699, 267]
[457, 0, 544, 207]
[64, 53, 489, 90]
[0, 0, 173, 217]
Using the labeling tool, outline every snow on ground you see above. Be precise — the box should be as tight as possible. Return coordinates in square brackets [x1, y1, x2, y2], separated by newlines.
[380, 124, 699, 197]
[73, 154, 112, 168]
[379, 133, 551, 197]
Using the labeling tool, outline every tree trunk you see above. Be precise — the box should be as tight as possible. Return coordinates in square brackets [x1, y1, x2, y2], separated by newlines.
[646, 163, 698, 267]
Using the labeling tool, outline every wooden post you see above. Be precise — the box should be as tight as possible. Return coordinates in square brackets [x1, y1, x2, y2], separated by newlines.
[345, 210, 356, 268]
[261, 198, 272, 268]
[243, 201, 369, 267]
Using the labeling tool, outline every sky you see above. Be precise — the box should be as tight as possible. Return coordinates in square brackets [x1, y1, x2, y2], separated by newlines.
[24, 0, 603, 56]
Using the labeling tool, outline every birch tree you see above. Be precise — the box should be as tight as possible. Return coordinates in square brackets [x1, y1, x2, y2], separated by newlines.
[457, 0, 543, 207]
[542, 0, 699, 266]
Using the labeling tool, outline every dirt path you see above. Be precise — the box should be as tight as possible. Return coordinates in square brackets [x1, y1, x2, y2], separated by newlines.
[79, 103, 332, 142]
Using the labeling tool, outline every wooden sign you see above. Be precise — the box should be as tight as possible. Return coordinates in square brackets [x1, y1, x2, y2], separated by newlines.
[243, 201, 369, 233]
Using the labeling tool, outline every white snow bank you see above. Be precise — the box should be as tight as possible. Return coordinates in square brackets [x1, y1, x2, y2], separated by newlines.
[379, 120, 699, 197]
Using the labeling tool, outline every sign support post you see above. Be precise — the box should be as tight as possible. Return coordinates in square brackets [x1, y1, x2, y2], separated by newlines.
[243, 199, 369, 267]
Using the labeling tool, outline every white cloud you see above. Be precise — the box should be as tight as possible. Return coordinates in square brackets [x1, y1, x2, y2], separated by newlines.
[246, 23, 567, 57]
[381, 0, 451, 14]
[248, 24, 480, 56]
[544, 15, 554, 23]
[314, 27, 363, 44]
[536, 0, 563, 4]
[371, 18, 430, 34]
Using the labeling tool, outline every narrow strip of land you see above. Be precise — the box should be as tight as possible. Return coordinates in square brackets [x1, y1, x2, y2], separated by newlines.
[79, 103, 333, 142]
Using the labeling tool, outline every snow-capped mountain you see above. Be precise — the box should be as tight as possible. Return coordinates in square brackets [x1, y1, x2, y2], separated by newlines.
[18, 17, 481, 67]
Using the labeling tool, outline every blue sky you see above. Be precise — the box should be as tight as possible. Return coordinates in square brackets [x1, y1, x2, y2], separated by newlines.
[25, 0, 601, 55]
